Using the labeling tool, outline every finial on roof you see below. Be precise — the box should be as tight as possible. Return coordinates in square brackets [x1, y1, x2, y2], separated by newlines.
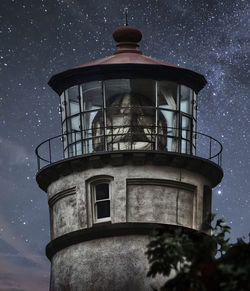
[112, 25, 143, 55]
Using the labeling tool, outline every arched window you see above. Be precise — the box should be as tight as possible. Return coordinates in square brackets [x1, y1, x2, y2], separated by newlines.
[90, 177, 113, 223]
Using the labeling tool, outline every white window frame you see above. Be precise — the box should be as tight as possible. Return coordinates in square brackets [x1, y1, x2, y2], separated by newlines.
[91, 179, 112, 223]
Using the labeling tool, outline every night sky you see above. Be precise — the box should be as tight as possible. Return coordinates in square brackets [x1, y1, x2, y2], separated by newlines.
[0, 0, 249, 290]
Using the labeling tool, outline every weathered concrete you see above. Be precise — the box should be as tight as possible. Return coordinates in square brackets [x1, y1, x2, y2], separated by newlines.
[44, 162, 213, 290]
[48, 164, 210, 240]
[50, 235, 167, 291]
[36, 151, 223, 191]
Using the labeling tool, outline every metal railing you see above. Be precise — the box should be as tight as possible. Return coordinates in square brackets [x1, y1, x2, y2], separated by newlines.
[35, 126, 223, 170]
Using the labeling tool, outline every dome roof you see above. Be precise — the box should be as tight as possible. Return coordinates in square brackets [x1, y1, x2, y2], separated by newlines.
[49, 26, 207, 95]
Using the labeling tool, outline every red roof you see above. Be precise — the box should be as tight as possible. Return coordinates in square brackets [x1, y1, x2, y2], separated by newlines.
[48, 26, 207, 95]
[73, 52, 182, 69]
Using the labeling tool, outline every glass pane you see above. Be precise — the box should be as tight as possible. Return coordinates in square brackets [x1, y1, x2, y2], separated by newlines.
[70, 101, 80, 115]
[92, 136, 104, 152]
[105, 79, 155, 108]
[69, 142, 82, 156]
[180, 85, 193, 115]
[158, 109, 177, 135]
[70, 115, 81, 131]
[68, 86, 80, 116]
[105, 79, 131, 107]
[83, 110, 103, 132]
[96, 183, 109, 200]
[62, 122, 68, 152]
[70, 131, 81, 143]
[68, 86, 79, 100]
[157, 81, 178, 110]
[75, 142, 82, 155]
[83, 139, 93, 154]
[68, 144, 74, 157]
[106, 108, 155, 151]
[182, 116, 191, 140]
[62, 121, 67, 134]
[193, 92, 197, 120]
[181, 115, 191, 154]
[82, 81, 102, 111]
[130, 79, 155, 106]
[82, 110, 103, 153]
[167, 137, 178, 152]
[181, 140, 191, 154]
[96, 201, 110, 219]
[158, 109, 178, 152]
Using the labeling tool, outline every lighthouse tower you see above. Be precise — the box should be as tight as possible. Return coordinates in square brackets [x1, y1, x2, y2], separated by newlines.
[36, 25, 223, 291]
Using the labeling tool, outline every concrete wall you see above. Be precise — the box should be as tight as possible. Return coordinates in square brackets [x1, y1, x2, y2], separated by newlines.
[127, 184, 194, 228]
[46, 163, 212, 290]
[47, 164, 211, 239]
[50, 235, 166, 291]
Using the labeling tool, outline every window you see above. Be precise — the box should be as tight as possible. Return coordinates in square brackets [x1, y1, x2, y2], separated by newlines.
[92, 182, 111, 223]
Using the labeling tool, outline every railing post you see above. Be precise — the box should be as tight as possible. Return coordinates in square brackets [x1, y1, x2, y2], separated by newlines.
[35, 129, 223, 170]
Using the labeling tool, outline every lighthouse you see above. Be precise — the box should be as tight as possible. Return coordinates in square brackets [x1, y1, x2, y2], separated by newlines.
[36, 25, 223, 291]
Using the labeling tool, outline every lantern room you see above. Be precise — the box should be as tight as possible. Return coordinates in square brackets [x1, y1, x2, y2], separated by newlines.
[60, 79, 196, 157]
[48, 25, 204, 160]
[35, 25, 223, 174]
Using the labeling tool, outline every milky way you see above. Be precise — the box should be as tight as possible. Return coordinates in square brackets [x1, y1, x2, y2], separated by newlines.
[0, 0, 249, 289]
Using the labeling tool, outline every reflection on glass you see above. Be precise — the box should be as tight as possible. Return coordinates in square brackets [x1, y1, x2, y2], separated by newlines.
[105, 105, 156, 151]
[70, 116, 81, 131]
[182, 116, 191, 139]
[158, 109, 177, 151]
[104, 79, 158, 151]
[192, 92, 197, 155]
[67, 142, 82, 157]
[69, 101, 80, 115]
[84, 111, 103, 152]
[68, 86, 78, 99]
[181, 116, 191, 154]
[61, 80, 197, 158]
[82, 81, 102, 111]
[68, 86, 80, 115]
[181, 140, 191, 154]
[193, 92, 197, 120]
[70, 131, 81, 143]
[158, 81, 178, 110]
[180, 85, 193, 114]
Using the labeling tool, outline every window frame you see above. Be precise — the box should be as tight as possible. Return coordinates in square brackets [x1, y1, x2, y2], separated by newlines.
[91, 178, 112, 224]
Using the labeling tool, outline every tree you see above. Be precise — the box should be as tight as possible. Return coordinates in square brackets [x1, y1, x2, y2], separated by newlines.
[146, 215, 250, 291]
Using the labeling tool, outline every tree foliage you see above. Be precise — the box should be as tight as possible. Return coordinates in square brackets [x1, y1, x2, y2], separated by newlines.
[146, 215, 250, 291]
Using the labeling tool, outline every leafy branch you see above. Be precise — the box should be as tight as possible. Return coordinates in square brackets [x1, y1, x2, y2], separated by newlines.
[146, 215, 250, 291]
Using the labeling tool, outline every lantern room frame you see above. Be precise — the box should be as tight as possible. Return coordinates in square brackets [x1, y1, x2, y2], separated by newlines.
[59, 79, 197, 158]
